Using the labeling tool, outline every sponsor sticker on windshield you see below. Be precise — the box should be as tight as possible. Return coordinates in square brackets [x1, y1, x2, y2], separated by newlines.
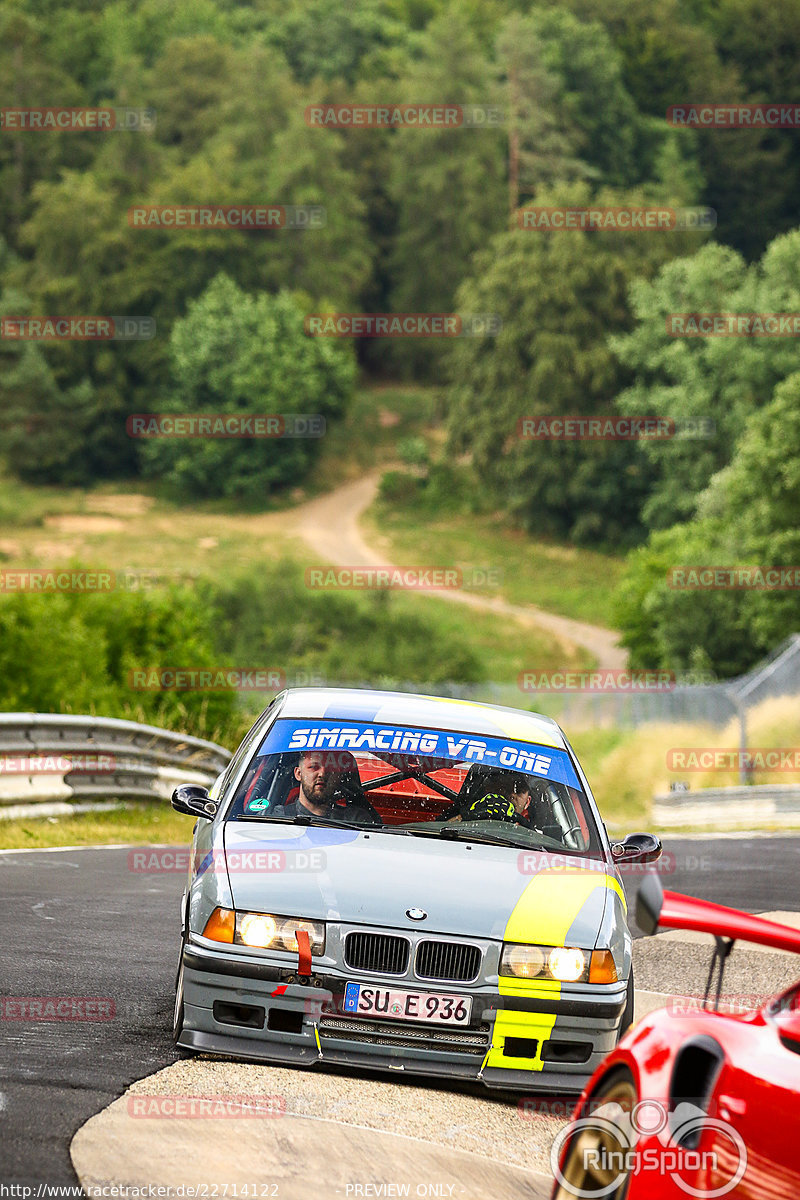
[257, 719, 580, 789]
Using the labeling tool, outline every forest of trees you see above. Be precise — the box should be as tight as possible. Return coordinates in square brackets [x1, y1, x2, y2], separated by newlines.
[3, 0, 800, 675]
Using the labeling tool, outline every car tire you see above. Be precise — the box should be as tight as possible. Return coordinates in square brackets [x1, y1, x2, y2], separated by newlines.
[618, 968, 635, 1041]
[552, 1066, 638, 1199]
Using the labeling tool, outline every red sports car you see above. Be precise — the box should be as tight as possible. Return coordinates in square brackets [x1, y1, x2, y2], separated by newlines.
[551, 872, 800, 1198]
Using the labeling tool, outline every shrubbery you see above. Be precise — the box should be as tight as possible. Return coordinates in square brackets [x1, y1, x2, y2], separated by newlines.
[0, 561, 485, 746]
[138, 274, 356, 502]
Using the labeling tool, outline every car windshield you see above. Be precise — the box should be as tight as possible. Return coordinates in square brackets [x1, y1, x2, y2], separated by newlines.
[226, 717, 602, 856]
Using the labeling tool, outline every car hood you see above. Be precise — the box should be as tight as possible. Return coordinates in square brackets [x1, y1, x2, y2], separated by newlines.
[221, 822, 616, 946]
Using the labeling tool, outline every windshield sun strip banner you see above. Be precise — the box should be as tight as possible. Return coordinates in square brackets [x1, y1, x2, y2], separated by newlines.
[255, 718, 581, 790]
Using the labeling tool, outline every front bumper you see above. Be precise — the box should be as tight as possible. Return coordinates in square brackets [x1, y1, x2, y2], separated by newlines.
[179, 942, 627, 1093]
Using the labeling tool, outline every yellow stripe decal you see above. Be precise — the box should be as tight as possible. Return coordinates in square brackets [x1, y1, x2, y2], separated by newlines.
[486, 1009, 557, 1071]
[504, 870, 611, 947]
[487, 869, 623, 1072]
[415, 696, 562, 748]
[607, 873, 627, 912]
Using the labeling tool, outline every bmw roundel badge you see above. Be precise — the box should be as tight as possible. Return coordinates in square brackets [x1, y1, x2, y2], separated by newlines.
[406, 907, 427, 921]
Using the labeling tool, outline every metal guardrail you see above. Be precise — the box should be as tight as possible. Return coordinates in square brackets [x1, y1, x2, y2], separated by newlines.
[653, 783, 800, 830]
[0, 713, 232, 817]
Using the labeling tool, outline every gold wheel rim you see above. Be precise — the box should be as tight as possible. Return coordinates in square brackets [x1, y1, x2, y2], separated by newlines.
[552, 1077, 637, 1199]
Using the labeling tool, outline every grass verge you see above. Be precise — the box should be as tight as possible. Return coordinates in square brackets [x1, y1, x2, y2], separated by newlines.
[367, 492, 624, 628]
[0, 802, 194, 850]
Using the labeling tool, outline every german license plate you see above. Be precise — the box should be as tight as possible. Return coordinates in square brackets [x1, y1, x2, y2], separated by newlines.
[343, 983, 472, 1024]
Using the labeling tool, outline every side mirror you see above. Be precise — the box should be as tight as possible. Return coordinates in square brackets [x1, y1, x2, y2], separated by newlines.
[171, 784, 218, 819]
[610, 831, 662, 864]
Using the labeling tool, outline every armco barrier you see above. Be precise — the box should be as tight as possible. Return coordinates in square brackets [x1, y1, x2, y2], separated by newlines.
[0, 713, 231, 817]
[654, 783, 800, 830]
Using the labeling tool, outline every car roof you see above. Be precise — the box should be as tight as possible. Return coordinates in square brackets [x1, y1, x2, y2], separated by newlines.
[272, 687, 567, 750]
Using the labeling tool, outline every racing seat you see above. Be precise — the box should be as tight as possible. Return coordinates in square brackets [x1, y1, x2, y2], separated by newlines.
[329, 762, 383, 825]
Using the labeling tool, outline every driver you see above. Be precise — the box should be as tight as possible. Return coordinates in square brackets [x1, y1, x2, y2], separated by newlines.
[272, 750, 379, 822]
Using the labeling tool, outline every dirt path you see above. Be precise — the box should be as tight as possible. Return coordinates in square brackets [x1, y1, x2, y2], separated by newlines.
[291, 474, 626, 669]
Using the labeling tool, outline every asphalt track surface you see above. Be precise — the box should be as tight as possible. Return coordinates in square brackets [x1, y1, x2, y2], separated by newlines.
[1, 835, 799, 1187]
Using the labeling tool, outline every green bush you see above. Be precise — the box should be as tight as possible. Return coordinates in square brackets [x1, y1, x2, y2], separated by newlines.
[138, 274, 356, 502]
[0, 560, 485, 747]
[0, 586, 237, 742]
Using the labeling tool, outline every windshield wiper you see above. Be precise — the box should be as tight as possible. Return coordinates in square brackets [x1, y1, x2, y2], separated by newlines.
[291, 815, 381, 831]
[402, 826, 525, 848]
[236, 814, 374, 831]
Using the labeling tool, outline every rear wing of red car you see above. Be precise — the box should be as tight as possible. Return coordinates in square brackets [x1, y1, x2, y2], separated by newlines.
[637, 873, 800, 955]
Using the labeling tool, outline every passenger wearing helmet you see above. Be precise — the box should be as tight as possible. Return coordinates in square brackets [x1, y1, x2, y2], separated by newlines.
[466, 772, 547, 832]
[467, 792, 517, 822]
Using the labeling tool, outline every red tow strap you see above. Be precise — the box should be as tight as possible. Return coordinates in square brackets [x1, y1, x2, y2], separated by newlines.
[296, 929, 312, 977]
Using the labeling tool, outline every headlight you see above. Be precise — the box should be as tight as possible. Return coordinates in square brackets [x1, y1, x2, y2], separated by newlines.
[238, 913, 277, 948]
[501, 944, 546, 978]
[234, 911, 325, 955]
[547, 946, 586, 982]
[500, 942, 589, 983]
